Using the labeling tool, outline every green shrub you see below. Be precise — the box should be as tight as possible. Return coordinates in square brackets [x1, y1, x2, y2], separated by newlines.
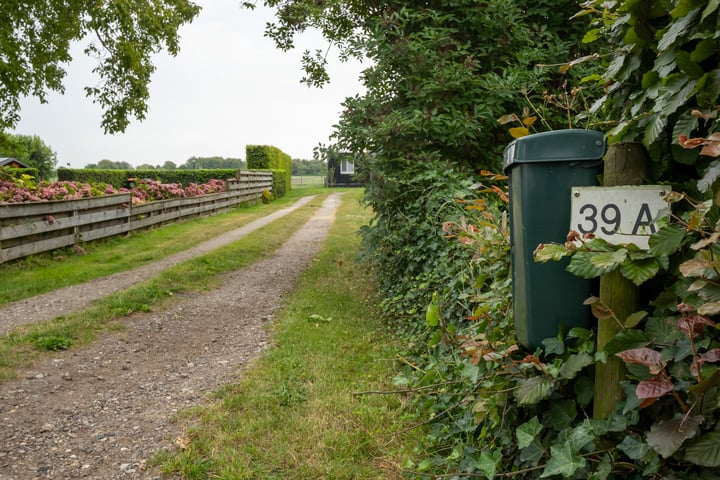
[246, 145, 291, 193]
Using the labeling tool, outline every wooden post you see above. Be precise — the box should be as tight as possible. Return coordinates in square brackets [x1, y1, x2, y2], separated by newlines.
[593, 142, 649, 419]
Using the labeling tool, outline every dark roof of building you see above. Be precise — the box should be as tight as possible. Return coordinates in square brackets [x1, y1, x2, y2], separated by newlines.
[0, 157, 29, 168]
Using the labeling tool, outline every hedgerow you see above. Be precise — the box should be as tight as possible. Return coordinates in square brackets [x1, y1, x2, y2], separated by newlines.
[390, 1, 720, 478]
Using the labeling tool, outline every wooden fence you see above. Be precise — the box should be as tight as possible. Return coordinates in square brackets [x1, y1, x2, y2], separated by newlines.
[0, 170, 272, 263]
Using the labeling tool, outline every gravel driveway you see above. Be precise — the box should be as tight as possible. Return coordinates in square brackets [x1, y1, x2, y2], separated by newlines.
[0, 193, 342, 479]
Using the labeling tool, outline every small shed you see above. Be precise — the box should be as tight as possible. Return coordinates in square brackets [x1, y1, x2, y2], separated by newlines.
[327, 152, 361, 187]
[0, 157, 29, 168]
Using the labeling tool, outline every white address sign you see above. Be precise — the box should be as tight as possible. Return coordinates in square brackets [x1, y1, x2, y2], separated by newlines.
[569, 186, 671, 249]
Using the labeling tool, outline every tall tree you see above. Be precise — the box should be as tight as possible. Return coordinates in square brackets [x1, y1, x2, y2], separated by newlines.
[0, 134, 57, 180]
[0, 0, 200, 134]
[87, 159, 134, 170]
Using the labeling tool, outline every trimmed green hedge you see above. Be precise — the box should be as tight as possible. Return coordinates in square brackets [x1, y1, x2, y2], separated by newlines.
[1, 167, 40, 180]
[57, 168, 239, 188]
[245, 145, 291, 193]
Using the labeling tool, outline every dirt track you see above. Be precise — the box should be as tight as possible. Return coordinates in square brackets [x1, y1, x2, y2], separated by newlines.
[0, 193, 341, 479]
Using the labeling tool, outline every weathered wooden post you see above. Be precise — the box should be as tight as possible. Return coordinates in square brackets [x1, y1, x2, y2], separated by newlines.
[593, 142, 649, 419]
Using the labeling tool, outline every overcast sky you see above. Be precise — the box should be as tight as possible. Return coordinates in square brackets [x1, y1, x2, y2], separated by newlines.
[11, 1, 365, 169]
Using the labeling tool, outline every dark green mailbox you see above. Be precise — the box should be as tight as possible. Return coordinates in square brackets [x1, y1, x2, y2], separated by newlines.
[502, 129, 605, 350]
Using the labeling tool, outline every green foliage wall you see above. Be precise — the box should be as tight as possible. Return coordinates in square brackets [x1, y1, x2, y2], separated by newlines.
[584, 0, 720, 191]
[246, 145, 292, 192]
[57, 168, 238, 188]
[0, 133, 57, 180]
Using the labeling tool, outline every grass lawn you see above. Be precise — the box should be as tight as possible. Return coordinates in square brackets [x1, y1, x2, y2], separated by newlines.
[155, 189, 417, 479]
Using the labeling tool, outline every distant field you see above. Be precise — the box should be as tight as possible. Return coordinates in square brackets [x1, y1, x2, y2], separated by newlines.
[291, 175, 325, 188]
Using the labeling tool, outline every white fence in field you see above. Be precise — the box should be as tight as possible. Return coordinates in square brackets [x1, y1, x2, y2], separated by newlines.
[0, 170, 272, 263]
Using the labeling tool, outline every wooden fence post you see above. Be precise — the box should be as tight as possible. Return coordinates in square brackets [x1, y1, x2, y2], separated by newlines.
[593, 142, 649, 419]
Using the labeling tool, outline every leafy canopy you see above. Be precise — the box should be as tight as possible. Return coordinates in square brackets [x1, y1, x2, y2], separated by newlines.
[0, 133, 57, 180]
[0, 0, 201, 134]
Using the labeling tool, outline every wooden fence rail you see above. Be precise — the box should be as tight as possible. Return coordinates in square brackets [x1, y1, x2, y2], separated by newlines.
[0, 171, 272, 263]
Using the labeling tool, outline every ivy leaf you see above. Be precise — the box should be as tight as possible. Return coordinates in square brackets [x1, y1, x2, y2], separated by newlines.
[684, 432, 720, 467]
[649, 224, 686, 256]
[559, 352, 594, 380]
[545, 400, 578, 432]
[478, 450, 502, 479]
[520, 439, 545, 465]
[516, 417, 543, 449]
[589, 454, 612, 480]
[647, 416, 704, 457]
[568, 420, 596, 452]
[541, 443, 586, 478]
[618, 435, 652, 460]
[620, 257, 660, 285]
[514, 377, 554, 405]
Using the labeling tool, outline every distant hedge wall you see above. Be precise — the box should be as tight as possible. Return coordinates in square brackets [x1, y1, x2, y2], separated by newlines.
[245, 145, 291, 193]
[57, 168, 239, 188]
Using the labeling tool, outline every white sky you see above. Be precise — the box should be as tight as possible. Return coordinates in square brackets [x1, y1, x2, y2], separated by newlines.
[11, 1, 365, 168]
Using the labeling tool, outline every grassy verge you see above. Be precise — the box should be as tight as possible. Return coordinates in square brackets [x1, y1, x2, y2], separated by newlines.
[0, 187, 327, 305]
[155, 189, 416, 479]
[0, 191, 330, 383]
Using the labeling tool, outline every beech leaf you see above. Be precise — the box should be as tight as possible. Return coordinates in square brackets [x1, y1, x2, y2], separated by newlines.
[559, 352, 594, 380]
[534, 243, 571, 263]
[684, 432, 720, 467]
[649, 224, 685, 256]
[510, 126, 529, 139]
[620, 257, 660, 285]
[624, 311, 648, 328]
[616, 347, 662, 368]
[498, 113, 520, 125]
[679, 258, 711, 277]
[691, 231, 720, 249]
[636, 376, 674, 399]
[689, 369, 720, 394]
[699, 349, 720, 363]
[698, 302, 720, 316]
[514, 377, 554, 405]
[647, 416, 704, 458]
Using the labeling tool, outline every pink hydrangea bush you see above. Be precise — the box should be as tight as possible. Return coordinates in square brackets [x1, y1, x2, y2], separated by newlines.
[0, 173, 226, 205]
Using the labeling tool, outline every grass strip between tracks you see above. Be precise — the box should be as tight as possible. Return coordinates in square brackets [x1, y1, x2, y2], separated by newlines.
[155, 188, 416, 479]
[0, 190, 331, 383]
